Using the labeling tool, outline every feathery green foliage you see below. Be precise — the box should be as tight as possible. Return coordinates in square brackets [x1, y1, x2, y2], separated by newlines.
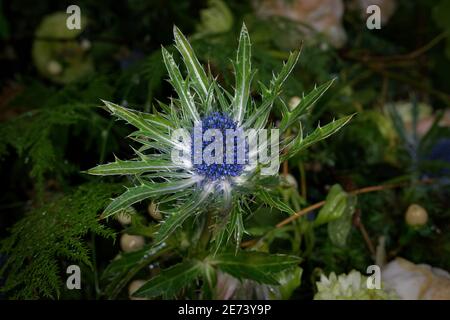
[0, 183, 121, 299]
[0, 105, 82, 195]
[0, 78, 116, 197]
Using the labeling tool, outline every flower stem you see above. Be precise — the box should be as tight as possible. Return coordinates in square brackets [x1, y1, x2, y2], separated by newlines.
[198, 211, 213, 253]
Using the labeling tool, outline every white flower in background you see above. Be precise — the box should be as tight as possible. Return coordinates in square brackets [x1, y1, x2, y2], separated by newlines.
[314, 270, 394, 300]
[215, 267, 302, 300]
[195, 0, 234, 37]
[215, 271, 241, 300]
[288, 96, 301, 111]
[253, 0, 347, 48]
[382, 258, 450, 300]
[405, 204, 428, 227]
[128, 280, 148, 300]
[32, 12, 94, 84]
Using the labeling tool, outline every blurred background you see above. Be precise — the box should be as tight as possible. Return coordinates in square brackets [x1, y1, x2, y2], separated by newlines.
[0, 0, 449, 299]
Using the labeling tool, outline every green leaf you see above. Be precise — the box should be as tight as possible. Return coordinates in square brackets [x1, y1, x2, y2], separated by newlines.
[161, 46, 200, 122]
[270, 50, 301, 93]
[280, 78, 335, 132]
[328, 195, 357, 247]
[243, 50, 300, 129]
[102, 100, 177, 148]
[102, 178, 199, 219]
[155, 190, 211, 243]
[102, 243, 170, 299]
[282, 114, 354, 162]
[210, 251, 301, 285]
[102, 100, 162, 131]
[173, 25, 209, 102]
[133, 260, 202, 298]
[212, 202, 245, 254]
[213, 80, 232, 113]
[271, 266, 303, 300]
[314, 184, 348, 226]
[156, 210, 196, 244]
[202, 263, 217, 299]
[231, 206, 245, 251]
[243, 93, 277, 129]
[87, 158, 181, 176]
[233, 23, 253, 124]
[256, 189, 295, 215]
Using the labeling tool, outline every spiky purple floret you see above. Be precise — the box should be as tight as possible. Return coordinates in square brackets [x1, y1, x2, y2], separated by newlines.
[191, 112, 248, 181]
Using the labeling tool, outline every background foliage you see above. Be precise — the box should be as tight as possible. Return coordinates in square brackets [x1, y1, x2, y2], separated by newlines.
[0, 0, 449, 299]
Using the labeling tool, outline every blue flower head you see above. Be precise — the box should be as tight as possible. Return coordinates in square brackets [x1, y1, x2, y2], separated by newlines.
[192, 112, 249, 181]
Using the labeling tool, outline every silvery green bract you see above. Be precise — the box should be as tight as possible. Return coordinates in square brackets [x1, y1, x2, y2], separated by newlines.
[88, 24, 352, 249]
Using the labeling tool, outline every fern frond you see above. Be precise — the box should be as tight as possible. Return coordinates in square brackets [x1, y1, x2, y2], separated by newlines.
[0, 183, 121, 299]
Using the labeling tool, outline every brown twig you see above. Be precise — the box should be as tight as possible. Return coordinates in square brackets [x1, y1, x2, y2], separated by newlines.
[275, 178, 433, 228]
[342, 31, 448, 64]
[340, 31, 450, 104]
[241, 238, 258, 248]
[353, 209, 376, 256]
[282, 160, 289, 176]
[372, 69, 450, 104]
[276, 200, 325, 228]
[241, 178, 433, 248]
[299, 163, 307, 199]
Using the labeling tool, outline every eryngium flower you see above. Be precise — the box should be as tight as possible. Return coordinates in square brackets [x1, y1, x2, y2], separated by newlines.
[88, 24, 352, 247]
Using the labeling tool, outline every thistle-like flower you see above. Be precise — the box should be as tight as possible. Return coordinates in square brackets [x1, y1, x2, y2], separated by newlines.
[88, 24, 352, 248]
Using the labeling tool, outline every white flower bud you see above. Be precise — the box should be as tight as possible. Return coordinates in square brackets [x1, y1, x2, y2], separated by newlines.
[47, 60, 62, 75]
[148, 201, 162, 221]
[128, 280, 147, 300]
[120, 233, 145, 252]
[405, 204, 428, 227]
